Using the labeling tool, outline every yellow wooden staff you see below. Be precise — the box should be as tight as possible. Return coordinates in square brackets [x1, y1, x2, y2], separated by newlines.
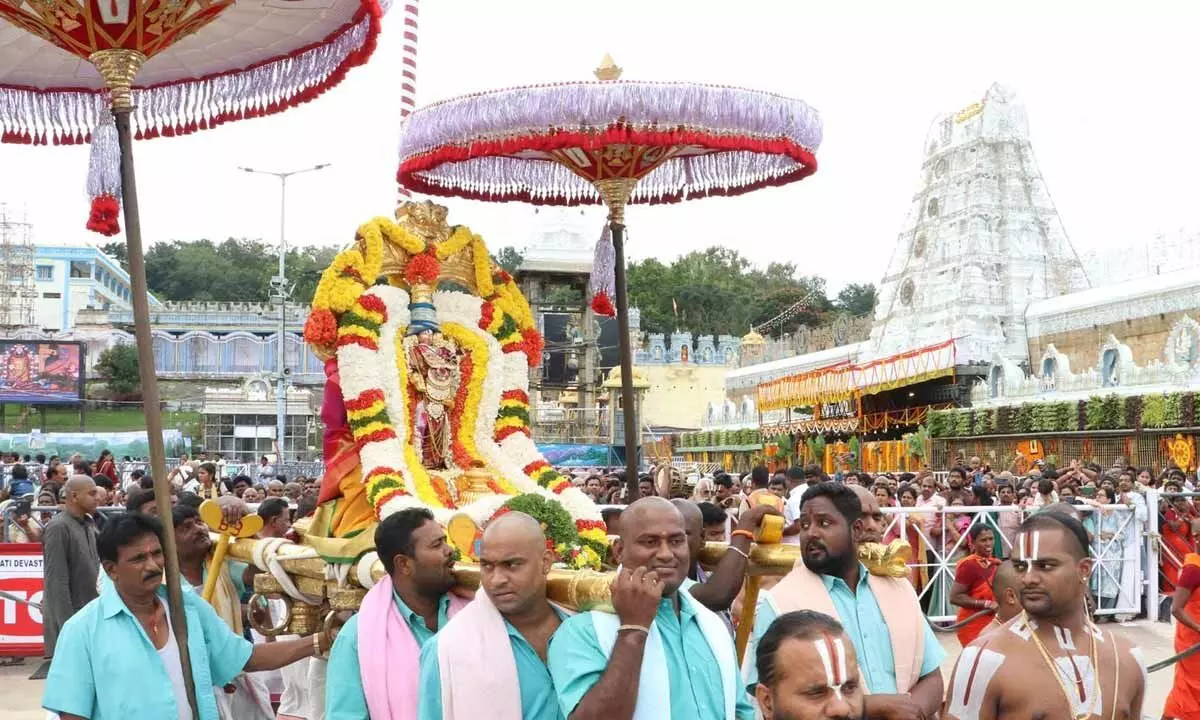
[199, 500, 264, 603]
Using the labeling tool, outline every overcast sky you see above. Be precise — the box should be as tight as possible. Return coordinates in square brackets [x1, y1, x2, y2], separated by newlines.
[1, 0, 1198, 293]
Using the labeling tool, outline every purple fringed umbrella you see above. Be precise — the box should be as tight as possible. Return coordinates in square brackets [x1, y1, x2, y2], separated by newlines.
[397, 55, 823, 499]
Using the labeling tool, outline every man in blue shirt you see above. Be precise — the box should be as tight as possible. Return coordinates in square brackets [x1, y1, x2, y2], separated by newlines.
[325, 507, 463, 720]
[746, 482, 945, 720]
[42, 512, 328, 720]
[419, 511, 565, 720]
[548, 497, 754, 720]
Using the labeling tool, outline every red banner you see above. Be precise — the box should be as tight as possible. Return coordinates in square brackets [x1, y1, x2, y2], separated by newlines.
[0, 544, 44, 657]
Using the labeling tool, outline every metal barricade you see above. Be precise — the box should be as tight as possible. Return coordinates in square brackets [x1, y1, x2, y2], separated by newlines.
[880, 501, 1145, 621]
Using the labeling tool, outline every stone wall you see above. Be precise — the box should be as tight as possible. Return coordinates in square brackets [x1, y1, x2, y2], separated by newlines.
[1026, 310, 1187, 373]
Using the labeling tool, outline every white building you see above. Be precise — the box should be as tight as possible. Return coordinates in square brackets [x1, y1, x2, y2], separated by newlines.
[31, 245, 162, 332]
[868, 83, 1089, 365]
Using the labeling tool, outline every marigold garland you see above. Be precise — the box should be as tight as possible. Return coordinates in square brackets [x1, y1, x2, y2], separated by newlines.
[434, 226, 474, 260]
[310, 218, 604, 540]
[438, 323, 489, 470]
[471, 236, 495, 297]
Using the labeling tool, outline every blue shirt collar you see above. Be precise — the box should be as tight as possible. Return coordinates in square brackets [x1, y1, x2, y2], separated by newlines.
[503, 604, 568, 640]
[98, 577, 169, 620]
[821, 562, 871, 593]
[392, 589, 450, 627]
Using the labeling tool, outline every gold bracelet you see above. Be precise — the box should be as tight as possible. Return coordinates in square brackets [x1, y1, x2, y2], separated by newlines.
[312, 632, 323, 658]
[727, 545, 750, 561]
[618, 624, 650, 635]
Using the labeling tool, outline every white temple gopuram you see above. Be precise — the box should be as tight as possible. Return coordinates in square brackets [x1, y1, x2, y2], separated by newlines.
[868, 82, 1090, 365]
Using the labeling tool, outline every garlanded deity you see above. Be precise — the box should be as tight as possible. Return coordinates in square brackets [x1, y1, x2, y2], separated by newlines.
[404, 282, 461, 470]
[300, 201, 606, 569]
[2, 344, 38, 390]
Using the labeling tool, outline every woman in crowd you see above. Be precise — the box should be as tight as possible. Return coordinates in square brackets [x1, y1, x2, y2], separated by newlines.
[1160, 479, 1196, 593]
[95, 450, 116, 484]
[884, 483, 930, 598]
[1086, 486, 1124, 615]
[949, 524, 1001, 647]
[873, 483, 895, 508]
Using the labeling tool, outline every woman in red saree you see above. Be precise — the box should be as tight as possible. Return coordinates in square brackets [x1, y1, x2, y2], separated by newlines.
[949, 524, 1001, 647]
[1161, 482, 1196, 594]
[1165, 552, 1200, 719]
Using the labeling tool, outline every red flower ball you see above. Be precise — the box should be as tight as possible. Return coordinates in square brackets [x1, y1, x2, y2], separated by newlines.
[590, 291, 616, 317]
[405, 252, 441, 286]
[304, 308, 338, 346]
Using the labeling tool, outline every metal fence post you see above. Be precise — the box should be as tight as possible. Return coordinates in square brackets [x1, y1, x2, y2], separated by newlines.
[1145, 488, 1160, 623]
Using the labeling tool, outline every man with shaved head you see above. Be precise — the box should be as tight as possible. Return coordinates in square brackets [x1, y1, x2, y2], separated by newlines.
[420, 511, 565, 719]
[671, 497, 777, 619]
[848, 484, 885, 545]
[41, 474, 101, 659]
[981, 559, 1022, 634]
[548, 497, 754, 719]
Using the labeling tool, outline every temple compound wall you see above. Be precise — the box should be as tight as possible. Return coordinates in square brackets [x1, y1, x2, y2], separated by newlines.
[1024, 269, 1199, 376]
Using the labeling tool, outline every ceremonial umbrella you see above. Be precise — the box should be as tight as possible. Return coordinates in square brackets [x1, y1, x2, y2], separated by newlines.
[0, 1, 391, 710]
[397, 56, 823, 492]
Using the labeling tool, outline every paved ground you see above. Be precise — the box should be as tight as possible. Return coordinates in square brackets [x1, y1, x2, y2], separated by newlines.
[0, 620, 1180, 719]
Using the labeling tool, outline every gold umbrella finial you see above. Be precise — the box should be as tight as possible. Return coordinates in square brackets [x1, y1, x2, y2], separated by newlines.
[89, 49, 147, 110]
[594, 53, 622, 81]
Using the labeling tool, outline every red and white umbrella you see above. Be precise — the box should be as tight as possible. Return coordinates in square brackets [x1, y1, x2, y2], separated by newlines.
[0, 0, 389, 234]
[398, 56, 822, 488]
[0, 2, 401, 710]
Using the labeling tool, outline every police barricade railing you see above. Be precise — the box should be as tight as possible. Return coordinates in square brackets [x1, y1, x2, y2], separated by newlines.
[880, 501, 1146, 622]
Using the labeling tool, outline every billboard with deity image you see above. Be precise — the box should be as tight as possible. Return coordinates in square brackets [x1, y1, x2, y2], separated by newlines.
[0, 341, 84, 404]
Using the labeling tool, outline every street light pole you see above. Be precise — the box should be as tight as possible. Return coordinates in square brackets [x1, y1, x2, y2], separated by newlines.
[239, 163, 330, 464]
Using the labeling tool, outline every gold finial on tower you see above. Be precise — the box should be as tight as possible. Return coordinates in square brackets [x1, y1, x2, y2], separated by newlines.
[594, 53, 622, 82]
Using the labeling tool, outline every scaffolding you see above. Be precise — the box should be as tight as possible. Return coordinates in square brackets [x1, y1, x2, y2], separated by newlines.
[0, 205, 37, 330]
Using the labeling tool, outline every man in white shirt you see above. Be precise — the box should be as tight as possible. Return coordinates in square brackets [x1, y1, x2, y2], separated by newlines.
[781, 466, 807, 546]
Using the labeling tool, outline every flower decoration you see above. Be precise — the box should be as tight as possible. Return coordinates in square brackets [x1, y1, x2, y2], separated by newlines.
[405, 252, 441, 286]
[304, 308, 339, 347]
[590, 291, 616, 318]
[489, 493, 600, 570]
[306, 209, 605, 547]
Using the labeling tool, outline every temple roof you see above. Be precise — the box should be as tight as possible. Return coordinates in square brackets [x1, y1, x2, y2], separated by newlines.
[519, 207, 597, 274]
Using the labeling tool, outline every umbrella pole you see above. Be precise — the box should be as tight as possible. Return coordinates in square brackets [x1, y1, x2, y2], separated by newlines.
[93, 49, 200, 719]
[595, 179, 640, 499]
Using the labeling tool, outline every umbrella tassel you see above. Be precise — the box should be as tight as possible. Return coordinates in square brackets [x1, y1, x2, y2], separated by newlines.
[84, 108, 123, 236]
[588, 224, 616, 317]
[85, 109, 122, 237]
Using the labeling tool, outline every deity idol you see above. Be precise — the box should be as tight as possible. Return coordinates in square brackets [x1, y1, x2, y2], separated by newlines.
[3, 344, 38, 390]
[300, 202, 606, 570]
[404, 282, 461, 471]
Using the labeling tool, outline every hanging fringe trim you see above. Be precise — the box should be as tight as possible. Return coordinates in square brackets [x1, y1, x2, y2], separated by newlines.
[588, 225, 616, 317]
[399, 126, 817, 206]
[85, 108, 122, 236]
[0, 0, 384, 147]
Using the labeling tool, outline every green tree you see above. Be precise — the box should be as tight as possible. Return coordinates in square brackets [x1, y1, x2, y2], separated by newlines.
[833, 283, 877, 317]
[144, 238, 339, 304]
[100, 241, 128, 271]
[626, 248, 831, 336]
[94, 344, 140, 398]
[492, 246, 524, 273]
